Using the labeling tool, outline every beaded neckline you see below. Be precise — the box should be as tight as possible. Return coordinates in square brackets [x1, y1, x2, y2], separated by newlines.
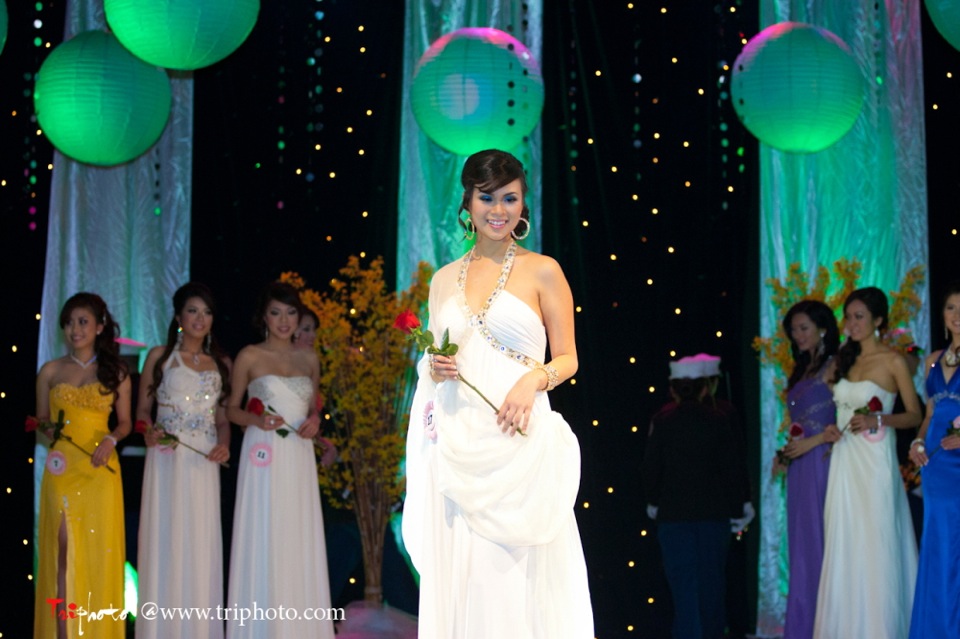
[458, 241, 518, 319]
[457, 241, 543, 372]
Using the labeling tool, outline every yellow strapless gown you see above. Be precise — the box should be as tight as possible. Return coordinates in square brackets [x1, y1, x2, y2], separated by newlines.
[34, 383, 126, 638]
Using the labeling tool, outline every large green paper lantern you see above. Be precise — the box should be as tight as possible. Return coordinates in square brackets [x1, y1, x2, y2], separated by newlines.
[34, 31, 172, 166]
[0, 0, 8, 57]
[410, 27, 544, 156]
[732, 22, 865, 154]
[925, 0, 960, 52]
[105, 0, 259, 70]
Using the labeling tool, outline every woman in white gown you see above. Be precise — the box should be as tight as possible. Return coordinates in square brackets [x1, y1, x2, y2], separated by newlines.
[814, 287, 921, 639]
[136, 282, 232, 639]
[225, 282, 334, 639]
[402, 149, 594, 638]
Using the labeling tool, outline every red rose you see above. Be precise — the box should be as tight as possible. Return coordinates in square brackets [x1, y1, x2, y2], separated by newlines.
[867, 396, 883, 413]
[392, 310, 421, 334]
[25, 416, 40, 432]
[134, 419, 150, 434]
[247, 397, 265, 416]
[789, 423, 805, 438]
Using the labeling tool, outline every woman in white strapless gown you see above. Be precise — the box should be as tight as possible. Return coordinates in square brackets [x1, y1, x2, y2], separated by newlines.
[225, 282, 333, 639]
[814, 287, 921, 639]
[402, 150, 593, 638]
[136, 283, 232, 639]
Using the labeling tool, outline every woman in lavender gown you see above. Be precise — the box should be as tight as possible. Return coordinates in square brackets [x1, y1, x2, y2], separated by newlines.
[776, 300, 840, 639]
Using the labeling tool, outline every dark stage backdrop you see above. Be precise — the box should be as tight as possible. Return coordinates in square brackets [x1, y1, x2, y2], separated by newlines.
[1, 2, 958, 638]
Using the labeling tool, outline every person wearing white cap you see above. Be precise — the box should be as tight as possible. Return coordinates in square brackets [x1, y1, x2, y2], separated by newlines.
[643, 355, 753, 639]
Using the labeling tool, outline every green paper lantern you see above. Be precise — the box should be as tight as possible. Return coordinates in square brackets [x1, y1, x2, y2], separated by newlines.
[105, 0, 259, 70]
[410, 27, 544, 156]
[34, 31, 172, 166]
[0, 0, 8, 57]
[732, 22, 865, 154]
[925, 0, 960, 52]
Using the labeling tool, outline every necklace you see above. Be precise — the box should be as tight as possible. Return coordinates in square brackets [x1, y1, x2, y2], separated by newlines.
[69, 353, 97, 369]
[944, 345, 960, 367]
[180, 349, 202, 365]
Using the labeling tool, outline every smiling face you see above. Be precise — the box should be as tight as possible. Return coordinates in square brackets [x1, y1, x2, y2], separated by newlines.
[177, 296, 213, 341]
[62, 306, 102, 353]
[789, 312, 822, 355]
[467, 178, 524, 242]
[944, 293, 960, 341]
[844, 299, 882, 343]
[264, 299, 299, 340]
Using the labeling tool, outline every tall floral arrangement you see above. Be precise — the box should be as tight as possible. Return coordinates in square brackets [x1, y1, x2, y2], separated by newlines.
[752, 259, 924, 434]
[280, 256, 431, 605]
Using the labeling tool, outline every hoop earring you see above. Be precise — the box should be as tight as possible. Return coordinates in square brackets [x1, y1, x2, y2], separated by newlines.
[176, 324, 183, 349]
[511, 217, 531, 241]
[458, 208, 476, 241]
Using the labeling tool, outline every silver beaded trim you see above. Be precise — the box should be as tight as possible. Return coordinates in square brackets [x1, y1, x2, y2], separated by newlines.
[458, 242, 546, 374]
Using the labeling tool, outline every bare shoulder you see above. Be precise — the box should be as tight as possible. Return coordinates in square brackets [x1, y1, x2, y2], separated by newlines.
[233, 344, 262, 366]
[515, 249, 564, 281]
[925, 350, 941, 373]
[37, 357, 65, 382]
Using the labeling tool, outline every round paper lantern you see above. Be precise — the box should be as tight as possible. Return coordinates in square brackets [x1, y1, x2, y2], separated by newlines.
[104, 0, 259, 70]
[731, 22, 865, 153]
[410, 27, 544, 156]
[34, 31, 172, 166]
[925, 0, 960, 52]
[0, 0, 8, 57]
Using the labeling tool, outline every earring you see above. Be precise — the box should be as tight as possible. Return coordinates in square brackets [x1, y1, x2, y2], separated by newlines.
[204, 333, 212, 353]
[458, 209, 476, 241]
[816, 334, 825, 358]
[175, 325, 183, 349]
[511, 217, 531, 241]
[946, 326, 950, 341]
[874, 328, 880, 339]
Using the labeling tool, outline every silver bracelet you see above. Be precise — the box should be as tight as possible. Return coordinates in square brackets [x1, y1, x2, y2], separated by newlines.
[910, 437, 924, 448]
[537, 363, 560, 391]
[876, 414, 882, 429]
[103, 434, 118, 446]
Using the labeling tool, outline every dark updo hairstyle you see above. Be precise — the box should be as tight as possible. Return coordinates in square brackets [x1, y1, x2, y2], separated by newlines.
[253, 281, 304, 338]
[783, 299, 840, 390]
[669, 377, 710, 404]
[58, 292, 127, 396]
[150, 282, 231, 402]
[458, 149, 530, 236]
[833, 286, 888, 383]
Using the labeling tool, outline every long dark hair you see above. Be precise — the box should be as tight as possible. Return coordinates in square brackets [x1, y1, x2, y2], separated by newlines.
[58, 292, 127, 396]
[939, 280, 960, 347]
[783, 299, 840, 390]
[253, 281, 303, 338]
[458, 149, 530, 234]
[834, 287, 888, 383]
[150, 282, 231, 402]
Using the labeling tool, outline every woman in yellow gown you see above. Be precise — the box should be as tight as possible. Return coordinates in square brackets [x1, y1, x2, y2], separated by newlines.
[33, 293, 132, 639]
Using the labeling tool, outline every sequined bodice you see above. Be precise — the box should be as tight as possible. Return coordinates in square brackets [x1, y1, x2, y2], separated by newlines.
[248, 375, 314, 406]
[156, 355, 221, 439]
[787, 374, 835, 436]
[51, 382, 114, 415]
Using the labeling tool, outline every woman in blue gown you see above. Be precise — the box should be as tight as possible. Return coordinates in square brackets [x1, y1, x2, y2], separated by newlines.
[908, 281, 960, 638]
